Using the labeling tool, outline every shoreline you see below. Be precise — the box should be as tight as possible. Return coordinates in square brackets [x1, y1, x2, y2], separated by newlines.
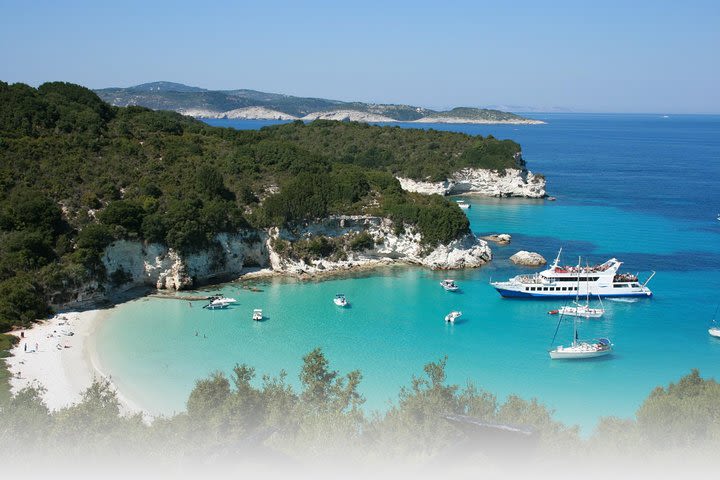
[5, 309, 145, 416]
[1, 260, 427, 416]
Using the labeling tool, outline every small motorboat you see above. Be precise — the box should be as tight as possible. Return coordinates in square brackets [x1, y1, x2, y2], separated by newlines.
[445, 311, 462, 323]
[455, 200, 471, 209]
[252, 309, 263, 321]
[440, 279, 459, 292]
[334, 294, 348, 307]
[709, 327, 720, 338]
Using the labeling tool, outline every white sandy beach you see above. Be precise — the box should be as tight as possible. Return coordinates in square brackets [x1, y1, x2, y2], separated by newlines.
[5, 309, 143, 415]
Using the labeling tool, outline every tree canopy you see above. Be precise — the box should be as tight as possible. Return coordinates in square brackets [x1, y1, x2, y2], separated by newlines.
[0, 81, 530, 330]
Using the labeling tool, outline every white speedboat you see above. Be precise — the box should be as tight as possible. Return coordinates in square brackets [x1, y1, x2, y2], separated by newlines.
[492, 248, 654, 298]
[440, 279, 460, 292]
[549, 338, 613, 359]
[252, 309, 263, 321]
[204, 299, 229, 309]
[456, 200, 471, 210]
[445, 311, 462, 323]
[334, 294, 348, 307]
[204, 295, 237, 309]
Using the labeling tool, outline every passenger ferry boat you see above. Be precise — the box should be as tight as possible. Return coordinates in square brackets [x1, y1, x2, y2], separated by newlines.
[491, 249, 655, 299]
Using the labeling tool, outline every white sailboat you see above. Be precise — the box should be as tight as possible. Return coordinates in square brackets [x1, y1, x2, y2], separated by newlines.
[556, 259, 605, 318]
[549, 312, 613, 360]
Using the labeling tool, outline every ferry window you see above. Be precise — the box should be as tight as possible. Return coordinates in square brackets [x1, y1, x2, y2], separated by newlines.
[632, 283, 639, 287]
[525, 287, 529, 291]
[543, 287, 548, 291]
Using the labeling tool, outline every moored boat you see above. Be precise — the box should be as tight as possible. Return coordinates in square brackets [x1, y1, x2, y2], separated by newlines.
[549, 338, 613, 359]
[492, 248, 655, 298]
[456, 200, 471, 210]
[334, 294, 348, 307]
[252, 309, 263, 321]
[203, 295, 238, 309]
[440, 279, 460, 292]
[445, 311, 462, 323]
[549, 312, 613, 359]
[556, 265, 606, 318]
[709, 303, 720, 338]
[558, 304, 605, 318]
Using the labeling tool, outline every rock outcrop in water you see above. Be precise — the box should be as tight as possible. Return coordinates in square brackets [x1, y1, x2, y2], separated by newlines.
[482, 234, 512, 245]
[397, 168, 546, 198]
[510, 251, 547, 267]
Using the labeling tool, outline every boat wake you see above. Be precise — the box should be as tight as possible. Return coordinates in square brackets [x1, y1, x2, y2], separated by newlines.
[607, 298, 638, 303]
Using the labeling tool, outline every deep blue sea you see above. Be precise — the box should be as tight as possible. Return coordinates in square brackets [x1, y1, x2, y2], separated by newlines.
[95, 114, 720, 432]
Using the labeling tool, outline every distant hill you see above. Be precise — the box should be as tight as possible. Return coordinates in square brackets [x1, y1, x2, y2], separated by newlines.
[95, 82, 545, 124]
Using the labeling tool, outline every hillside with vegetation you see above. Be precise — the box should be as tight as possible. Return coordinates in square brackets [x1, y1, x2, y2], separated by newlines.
[0, 81, 532, 332]
[96, 81, 541, 123]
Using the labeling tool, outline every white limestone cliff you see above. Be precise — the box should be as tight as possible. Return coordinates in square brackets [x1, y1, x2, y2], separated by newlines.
[397, 168, 546, 198]
[266, 216, 491, 276]
[55, 216, 490, 309]
[300, 110, 396, 122]
[101, 231, 269, 292]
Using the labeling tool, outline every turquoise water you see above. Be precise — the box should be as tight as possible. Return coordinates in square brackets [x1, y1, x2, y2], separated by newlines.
[97, 115, 720, 431]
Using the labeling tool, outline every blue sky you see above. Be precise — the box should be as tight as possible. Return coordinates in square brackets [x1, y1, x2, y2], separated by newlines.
[1, 0, 718, 113]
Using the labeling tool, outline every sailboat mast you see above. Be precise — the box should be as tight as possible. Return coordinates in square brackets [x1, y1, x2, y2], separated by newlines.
[575, 256, 581, 304]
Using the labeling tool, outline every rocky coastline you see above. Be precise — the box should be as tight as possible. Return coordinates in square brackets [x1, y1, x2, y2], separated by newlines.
[55, 216, 492, 310]
[397, 168, 546, 198]
[177, 108, 545, 125]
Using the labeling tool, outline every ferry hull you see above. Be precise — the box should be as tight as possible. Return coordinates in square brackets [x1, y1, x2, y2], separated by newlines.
[494, 287, 652, 299]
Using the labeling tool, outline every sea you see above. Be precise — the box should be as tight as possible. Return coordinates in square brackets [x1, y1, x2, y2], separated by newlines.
[94, 114, 720, 432]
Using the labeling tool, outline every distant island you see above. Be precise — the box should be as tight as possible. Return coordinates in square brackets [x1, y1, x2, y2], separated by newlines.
[95, 81, 546, 125]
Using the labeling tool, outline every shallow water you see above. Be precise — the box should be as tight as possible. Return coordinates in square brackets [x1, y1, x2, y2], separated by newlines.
[96, 114, 720, 432]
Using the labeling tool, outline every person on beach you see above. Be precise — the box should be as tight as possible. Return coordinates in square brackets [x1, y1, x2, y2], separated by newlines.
[24, 343, 27, 352]
[35, 342, 38, 351]
[20, 331, 24, 338]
